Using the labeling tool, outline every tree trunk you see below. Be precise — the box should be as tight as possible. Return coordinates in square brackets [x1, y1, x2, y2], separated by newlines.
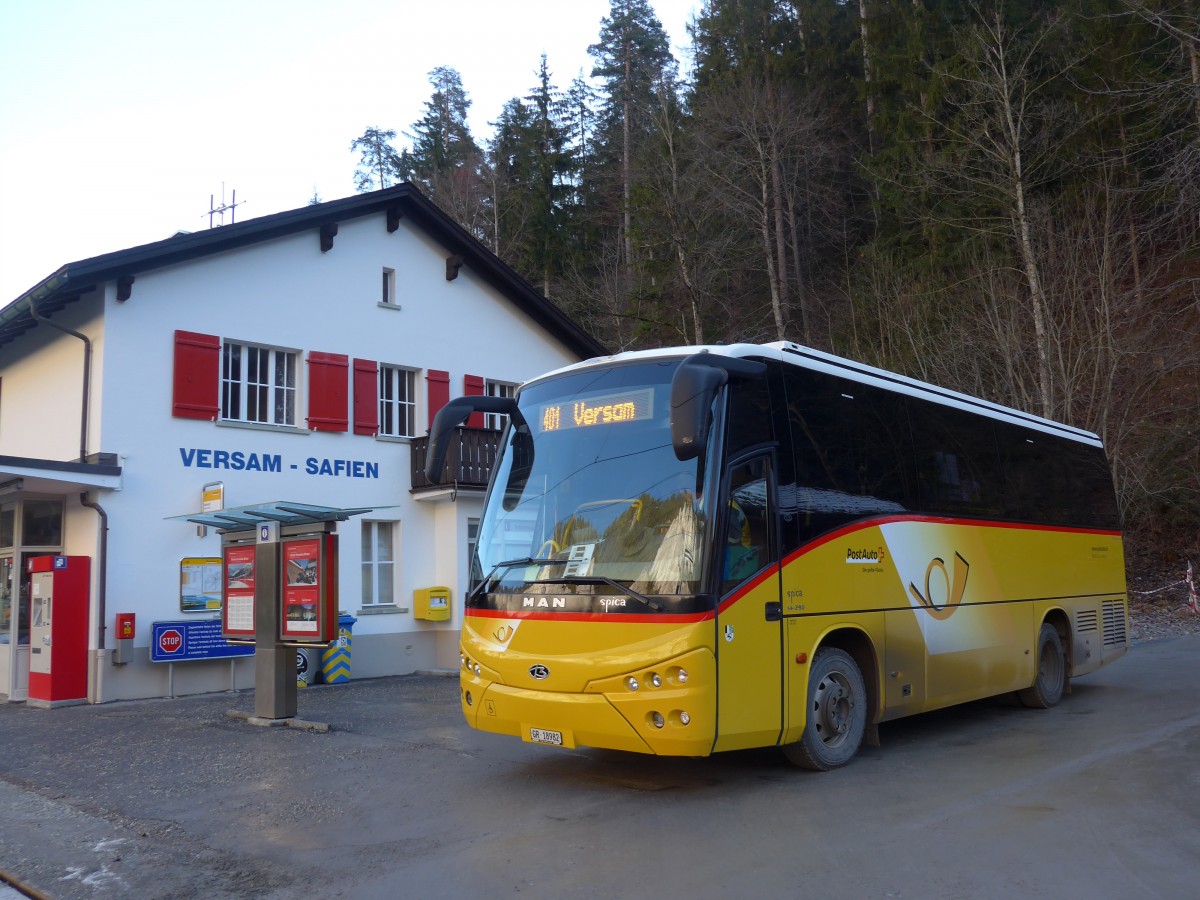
[623, 41, 634, 301]
[859, 0, 876, 155]
[770, 139, 791, 331]
[1012, 156, 1053, 418]
[792, 1, 810, 76]
[786, 190, 810, 344]
[761, 165, 787, 340]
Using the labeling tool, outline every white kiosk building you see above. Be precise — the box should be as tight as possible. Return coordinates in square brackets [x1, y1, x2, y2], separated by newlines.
[0, 185, 604, 703]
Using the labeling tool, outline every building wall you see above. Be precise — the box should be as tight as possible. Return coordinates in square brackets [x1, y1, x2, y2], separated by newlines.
[10, 209, 581, 701]
[0, 292, 105, 461]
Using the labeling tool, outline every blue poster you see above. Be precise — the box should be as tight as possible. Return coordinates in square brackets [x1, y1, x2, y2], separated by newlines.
[150, 619, 255, 663]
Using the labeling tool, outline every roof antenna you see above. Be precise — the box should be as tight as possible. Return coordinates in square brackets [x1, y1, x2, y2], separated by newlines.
[206, 183, 244, 228]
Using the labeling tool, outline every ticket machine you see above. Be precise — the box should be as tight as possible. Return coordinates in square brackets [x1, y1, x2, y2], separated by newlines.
[27, 555, 90, 707]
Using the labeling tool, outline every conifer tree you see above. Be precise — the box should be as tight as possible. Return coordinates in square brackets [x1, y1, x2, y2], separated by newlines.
[588, 0, 678, 295]
[350, 126, 402, 193]
[405, 67, 489, 236]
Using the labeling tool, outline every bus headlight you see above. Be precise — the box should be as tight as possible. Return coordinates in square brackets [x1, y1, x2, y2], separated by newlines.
[649, 672, 662, 688]
[649, 711, 665, 729]
[670, 666, 689, 685]
[626, 676, 640, 692]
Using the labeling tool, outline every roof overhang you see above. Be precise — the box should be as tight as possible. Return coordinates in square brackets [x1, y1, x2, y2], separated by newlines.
[0, 183, 607, 359]
[0, 455, 123, 495]
[167, 500, 383, 532]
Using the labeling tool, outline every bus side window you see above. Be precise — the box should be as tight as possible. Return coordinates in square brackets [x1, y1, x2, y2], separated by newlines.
[722, 458, 774, 594]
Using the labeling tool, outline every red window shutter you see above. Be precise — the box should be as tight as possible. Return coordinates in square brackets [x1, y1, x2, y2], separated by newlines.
[464, 374, 485, 428]
[353, 358, 378, 436]
[307, 352, 349, 432]
[427, 369, 450, 431]
[172, 330, 219, 420]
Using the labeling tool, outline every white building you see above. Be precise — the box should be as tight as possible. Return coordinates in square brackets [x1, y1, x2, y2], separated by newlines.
[0, 185, 604, 703]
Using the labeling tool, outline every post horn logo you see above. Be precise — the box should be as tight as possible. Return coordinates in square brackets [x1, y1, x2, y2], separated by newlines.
[909, 552, 969, 621]
[493, 624, 514, 643]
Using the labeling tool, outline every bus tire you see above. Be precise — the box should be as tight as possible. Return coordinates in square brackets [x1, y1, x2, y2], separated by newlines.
[1018, 622, 1066, 709]
[784, 648, 867, 771]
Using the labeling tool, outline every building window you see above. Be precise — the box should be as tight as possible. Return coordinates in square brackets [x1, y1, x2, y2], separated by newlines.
[222, 340, 297, 426]
[485, 379, 517, 431]
[361, 520, 396, 606]
[381, 267, 398, 307]
[22, 500, 63, 547]
[379, 365, 418, 438]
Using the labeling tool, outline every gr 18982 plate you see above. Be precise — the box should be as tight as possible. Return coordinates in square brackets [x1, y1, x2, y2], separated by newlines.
[529, 727, 563, 745]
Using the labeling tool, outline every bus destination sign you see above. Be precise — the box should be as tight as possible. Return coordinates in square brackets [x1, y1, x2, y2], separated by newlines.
[540, 388, 653, 432]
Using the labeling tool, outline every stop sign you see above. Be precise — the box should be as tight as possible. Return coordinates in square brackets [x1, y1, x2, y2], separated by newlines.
[158, 629, 183, 654]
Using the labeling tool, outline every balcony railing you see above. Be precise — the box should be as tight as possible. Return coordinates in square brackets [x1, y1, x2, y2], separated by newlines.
[410, 427, 502, 493]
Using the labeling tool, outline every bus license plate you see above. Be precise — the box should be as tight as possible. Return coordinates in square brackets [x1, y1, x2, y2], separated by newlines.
[529, 727, 563, 746]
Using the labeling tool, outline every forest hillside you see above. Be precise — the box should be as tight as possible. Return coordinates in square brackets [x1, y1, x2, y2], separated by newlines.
[352, 0, 1200, 565]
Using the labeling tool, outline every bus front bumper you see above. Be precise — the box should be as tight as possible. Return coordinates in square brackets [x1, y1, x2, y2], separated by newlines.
[461, 677, 716, 757]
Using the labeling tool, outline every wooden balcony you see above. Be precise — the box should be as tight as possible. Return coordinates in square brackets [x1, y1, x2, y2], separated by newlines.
[410, 427, 502, 493]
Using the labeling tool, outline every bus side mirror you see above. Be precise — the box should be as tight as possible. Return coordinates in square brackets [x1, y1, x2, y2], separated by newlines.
[425, 396, 520, 484]
[670, 354, 767, 461]
[670, 364, 726, 461]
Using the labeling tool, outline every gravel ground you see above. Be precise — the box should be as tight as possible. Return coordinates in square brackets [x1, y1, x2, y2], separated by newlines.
[1127, 557, 1200, 642]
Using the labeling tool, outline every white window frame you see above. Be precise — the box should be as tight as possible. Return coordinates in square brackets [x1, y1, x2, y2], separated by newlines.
[378, 365, 419, 438]
[380, 267, 399, 309]
[361, 520, 398, 607]
[221, 339, 298, 427]
[484, 379, 517, 431]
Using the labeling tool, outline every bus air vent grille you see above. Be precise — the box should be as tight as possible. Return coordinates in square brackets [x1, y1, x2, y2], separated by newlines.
[1102, 599, 1127, 647]
[1075, 609, 1098, 633]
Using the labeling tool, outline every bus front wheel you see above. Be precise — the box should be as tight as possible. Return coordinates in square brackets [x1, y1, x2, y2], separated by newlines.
[1018, 622, 1066, 709]
[785, 648, 867, 771]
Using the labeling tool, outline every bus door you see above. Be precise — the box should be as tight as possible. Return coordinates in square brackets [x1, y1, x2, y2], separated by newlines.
[714, 454, 783, 751]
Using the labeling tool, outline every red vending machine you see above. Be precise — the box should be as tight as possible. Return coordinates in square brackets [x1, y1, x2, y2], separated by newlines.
[27, 555, 91, 707]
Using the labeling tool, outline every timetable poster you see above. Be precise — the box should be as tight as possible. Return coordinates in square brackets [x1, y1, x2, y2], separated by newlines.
[222, 545, 256, 637]
[180, 557, 222, 613]
[281, 538, 321, 637]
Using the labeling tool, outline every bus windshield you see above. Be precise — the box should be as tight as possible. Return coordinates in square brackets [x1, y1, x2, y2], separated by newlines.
[472, 360, 710, 597]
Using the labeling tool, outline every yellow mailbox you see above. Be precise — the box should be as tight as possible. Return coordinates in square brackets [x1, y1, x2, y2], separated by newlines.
[414, 586, 451, 621]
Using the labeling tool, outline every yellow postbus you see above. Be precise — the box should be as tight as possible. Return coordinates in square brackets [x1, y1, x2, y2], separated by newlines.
[427, 342, 1128, 769]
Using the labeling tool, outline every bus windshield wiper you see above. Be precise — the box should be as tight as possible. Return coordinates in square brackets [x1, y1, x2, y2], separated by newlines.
[469, 557, 567, 600]
[531, 575, 665, 612]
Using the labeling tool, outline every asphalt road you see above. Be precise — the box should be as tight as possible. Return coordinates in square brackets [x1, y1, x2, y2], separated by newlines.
[2, 636, 1198, 899]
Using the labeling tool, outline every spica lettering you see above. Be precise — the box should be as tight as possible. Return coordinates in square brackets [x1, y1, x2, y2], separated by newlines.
[600, 598, 627, 609]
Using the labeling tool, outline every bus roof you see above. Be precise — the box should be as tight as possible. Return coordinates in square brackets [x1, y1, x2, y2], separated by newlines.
[525, 341, 1103, 448]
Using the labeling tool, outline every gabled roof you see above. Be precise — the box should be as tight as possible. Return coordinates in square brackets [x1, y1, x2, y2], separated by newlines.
[0, 183, 606, 359]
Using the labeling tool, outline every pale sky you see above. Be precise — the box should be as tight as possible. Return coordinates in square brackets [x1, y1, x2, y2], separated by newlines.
[0, 0, 700, 302]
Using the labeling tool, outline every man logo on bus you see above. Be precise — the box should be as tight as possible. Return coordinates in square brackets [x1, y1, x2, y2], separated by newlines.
[909, 552, 970, 621]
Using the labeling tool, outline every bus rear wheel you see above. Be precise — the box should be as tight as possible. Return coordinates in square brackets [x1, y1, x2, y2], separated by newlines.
[784, 648, 867, 771]
[1018, 622, 1066, 709]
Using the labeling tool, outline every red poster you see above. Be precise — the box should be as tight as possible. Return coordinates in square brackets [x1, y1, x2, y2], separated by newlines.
[281, 538, 321, 638]
[222, 545, 256, 637]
